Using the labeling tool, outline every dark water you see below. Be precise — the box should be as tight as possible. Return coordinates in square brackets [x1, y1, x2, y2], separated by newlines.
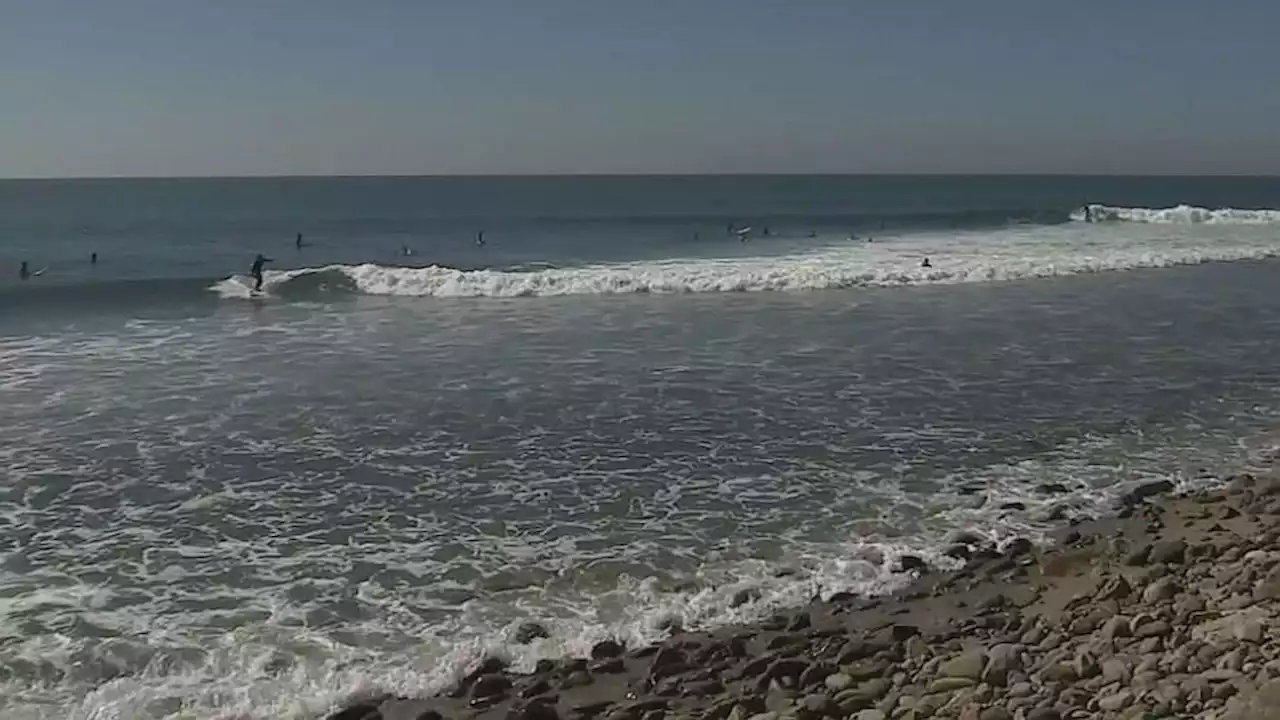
[2, 176, 1280, 719]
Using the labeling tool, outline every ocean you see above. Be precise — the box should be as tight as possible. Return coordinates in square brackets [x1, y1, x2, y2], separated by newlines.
[3, 175, 1280, 719]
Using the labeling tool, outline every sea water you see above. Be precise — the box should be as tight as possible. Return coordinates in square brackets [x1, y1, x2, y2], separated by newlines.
[3, 175, 1280, 719]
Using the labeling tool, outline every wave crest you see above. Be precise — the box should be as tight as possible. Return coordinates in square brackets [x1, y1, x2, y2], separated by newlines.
[1078, 204, 1280, 224]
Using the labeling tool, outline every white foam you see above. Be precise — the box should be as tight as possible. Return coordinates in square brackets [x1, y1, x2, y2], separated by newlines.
[213, 221, 1280, 300]
[1080, 204, 1280, 224]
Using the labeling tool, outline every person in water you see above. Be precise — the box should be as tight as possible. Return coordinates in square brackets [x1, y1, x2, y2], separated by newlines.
[90, 252, 98, 265]
[1083, 205, 1094, 222]
[921, 257, 932, 268]
[295, 233, 304, 250]
[250, 254, 272, 291]
[476, 231, 485, 247]
[19, 261, 30, 280]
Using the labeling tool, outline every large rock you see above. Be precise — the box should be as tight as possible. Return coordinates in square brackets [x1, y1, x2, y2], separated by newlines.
[591, 640, 624, 660]
[471, 674, 512, 702]
[939, 651, 987, 680]
[1142, 576, 1180, 604]
[515, 622, 550, 644]
[981, 644, 1022, 686]
[1150, 539, 1187, 565]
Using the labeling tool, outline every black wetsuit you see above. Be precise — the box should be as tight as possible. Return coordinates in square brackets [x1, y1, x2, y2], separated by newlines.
[250, 256, 270, 291]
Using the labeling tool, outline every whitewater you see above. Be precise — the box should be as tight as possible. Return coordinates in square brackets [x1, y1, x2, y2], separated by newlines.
[213, 206, 1280, 301]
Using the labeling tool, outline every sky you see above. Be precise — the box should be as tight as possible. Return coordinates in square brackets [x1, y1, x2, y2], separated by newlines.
[2, 0, 1279, 177]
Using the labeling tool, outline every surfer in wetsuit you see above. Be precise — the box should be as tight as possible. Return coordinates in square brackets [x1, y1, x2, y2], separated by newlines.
[90, 252, 97, 265]
[295, 233, 304, 250]
[250, 254, 272, 291]
[1083, 205, 1094, 223]
[476, 231, 485, 247]
[19, 261, 30, 280]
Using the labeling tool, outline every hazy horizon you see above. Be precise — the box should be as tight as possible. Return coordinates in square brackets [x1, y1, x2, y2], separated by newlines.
[5, 1, 1279, 178]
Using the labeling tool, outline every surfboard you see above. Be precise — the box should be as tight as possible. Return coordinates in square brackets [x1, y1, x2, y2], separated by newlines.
[32, 268, 46, 277]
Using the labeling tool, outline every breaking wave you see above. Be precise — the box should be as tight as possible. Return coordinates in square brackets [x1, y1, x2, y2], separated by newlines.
[212, 221, 1280, 300]
[1077, 204, 1280, 224]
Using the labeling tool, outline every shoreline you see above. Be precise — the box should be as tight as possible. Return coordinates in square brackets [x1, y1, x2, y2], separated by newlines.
[316, 468, 1280, 720]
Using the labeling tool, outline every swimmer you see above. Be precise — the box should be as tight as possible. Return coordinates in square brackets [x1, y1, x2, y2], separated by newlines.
[90, 252, 98, 265]
[19, 261, 30, 281]
[250, 253, 272, 291]
[920, 257, 932, 269]
[295, 233, 305, 250]
[476, 231, 485, 247]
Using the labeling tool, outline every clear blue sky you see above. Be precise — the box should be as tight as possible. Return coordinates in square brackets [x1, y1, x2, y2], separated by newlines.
[3, 0, 1279, 177]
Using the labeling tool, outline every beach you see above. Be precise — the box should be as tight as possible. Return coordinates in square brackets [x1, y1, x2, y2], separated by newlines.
[323, 471, 1280, 720]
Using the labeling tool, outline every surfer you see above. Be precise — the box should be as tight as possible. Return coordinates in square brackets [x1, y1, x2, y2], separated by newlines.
[921, 257, 932, 269]
[90, 252, 98, 265]
[295, 233, 304, 250]
[250, 253, 272, 291]
[401, 245, 414, 257]
[1083, 205, 1094, 223]
[19, 261, 30, 281]
[476, 231, 485, 247]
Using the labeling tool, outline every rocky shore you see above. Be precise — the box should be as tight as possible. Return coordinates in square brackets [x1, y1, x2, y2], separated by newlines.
[320, 471, 1280, 720]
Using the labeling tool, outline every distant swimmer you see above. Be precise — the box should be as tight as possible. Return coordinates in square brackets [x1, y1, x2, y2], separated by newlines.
[921, 257, 932, 268]
[90, 252, 98, 265]
[401, 244, 414, 257]
[476, 231, 485, 247]
[295, 233, 305, 250]
[19, 261, 29, 281]
[250, 253, 272, 292]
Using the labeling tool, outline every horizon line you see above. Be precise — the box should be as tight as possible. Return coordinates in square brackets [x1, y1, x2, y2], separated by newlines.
[3, 171, 1280, 182]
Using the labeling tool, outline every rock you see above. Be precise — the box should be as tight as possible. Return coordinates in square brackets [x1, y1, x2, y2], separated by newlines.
[591, 640, 624, 660]
[845, 659, 890, 681]
[940, 651, 987, 680]
[1025, 709, 1061, 720]
[978, 710, 1012, 720]
[1125, 543, 1154, 567]
[515, 623, 550, 644]
[325, 698, 388, 720]
[1143, 576, 1180, 604]
[824, 673, 853, 692]
[471, 674, 512, 702]
[1005, 538, 1034, 557]
[651, 647, 685, 671]
[1236, 619, 1265, 644]
[1097, 575, 1132, 600]
[1007, 682, 1033, 698]
[591, 658, 626, 674]
[1125, 480, 1174, 505]
[799, 663, 834, 689]
[798, 693, 834, 718]
[1098, 690, 1133, 712]
[1101, 615, 1131, 640]
[928, 677, 976, 693]
[683, 679, 724, 697]
[853, 711, 886, 720]
[516, 702, 561, 720]
[982, 644, 1021, 686]
[519, 679, 553, 699]
[1040, 663, 1078, 683]
[898, 555, 928, 573]
[1102, 657, 1132, 684]
[1135, 620, 1172, 638]
[560, 671, 592, 690]
[1150, 539, 1188, 565]
[1074, 650, 1101, 680]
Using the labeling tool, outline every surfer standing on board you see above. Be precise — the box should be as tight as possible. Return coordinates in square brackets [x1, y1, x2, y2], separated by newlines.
[250, 254, 272, 291]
